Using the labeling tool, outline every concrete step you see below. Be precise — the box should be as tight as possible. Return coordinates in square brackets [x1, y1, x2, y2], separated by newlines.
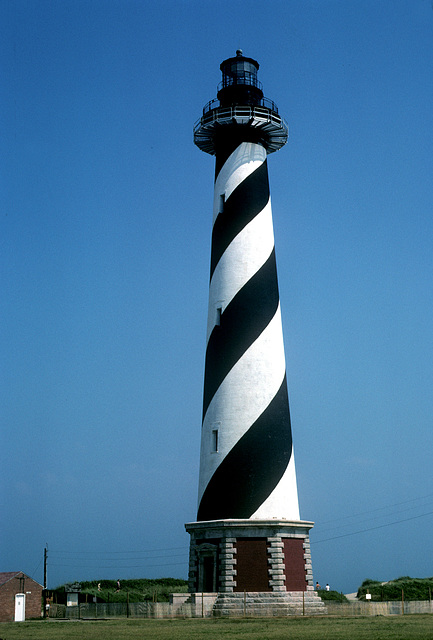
[213, 591, 327, 617]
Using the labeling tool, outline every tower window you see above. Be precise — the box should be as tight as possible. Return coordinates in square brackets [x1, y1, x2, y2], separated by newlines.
[216, 307, 222, 326]
[212, 429, 218, 452]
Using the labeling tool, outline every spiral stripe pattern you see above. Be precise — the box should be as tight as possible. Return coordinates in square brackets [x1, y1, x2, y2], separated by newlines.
[197, 141, 300, 522]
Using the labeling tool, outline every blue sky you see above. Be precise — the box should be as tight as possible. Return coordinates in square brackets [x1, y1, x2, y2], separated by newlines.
[1, 0, 432, 594]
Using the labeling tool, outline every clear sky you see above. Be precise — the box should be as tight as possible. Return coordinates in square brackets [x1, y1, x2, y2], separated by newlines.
[1, 0, 432, 594]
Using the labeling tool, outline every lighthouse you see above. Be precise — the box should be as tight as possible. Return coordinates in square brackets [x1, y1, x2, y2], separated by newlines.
[185, 51, 324, 615]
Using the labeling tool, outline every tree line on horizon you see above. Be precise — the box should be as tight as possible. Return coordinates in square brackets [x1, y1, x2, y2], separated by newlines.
[52, 576, 433, 603]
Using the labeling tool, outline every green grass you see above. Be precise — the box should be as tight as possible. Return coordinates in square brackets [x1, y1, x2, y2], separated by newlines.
[1, 616, 432, 640]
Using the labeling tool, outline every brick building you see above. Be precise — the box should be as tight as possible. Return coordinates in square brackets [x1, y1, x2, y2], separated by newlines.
[0, 572, 43, 621]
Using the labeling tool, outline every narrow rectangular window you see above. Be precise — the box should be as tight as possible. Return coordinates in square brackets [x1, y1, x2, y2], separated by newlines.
[212, 429, 218, 452]
[216, 306, 222, 326]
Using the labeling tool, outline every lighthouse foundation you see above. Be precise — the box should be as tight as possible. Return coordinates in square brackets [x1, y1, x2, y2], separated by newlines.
[211, 590, 326, 617]
[186, 519, 317, 594]
[185, 519, 325, 616]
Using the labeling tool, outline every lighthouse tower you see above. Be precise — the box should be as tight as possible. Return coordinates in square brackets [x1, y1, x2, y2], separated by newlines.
[186, 52, 323, 615]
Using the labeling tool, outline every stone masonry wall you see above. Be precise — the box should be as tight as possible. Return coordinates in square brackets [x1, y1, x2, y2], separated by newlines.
[219, 538, 236, 592]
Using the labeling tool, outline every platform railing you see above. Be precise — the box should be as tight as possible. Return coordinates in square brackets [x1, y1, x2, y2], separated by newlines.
[202, 96, 279, 116]
[194, 105, 287, 135]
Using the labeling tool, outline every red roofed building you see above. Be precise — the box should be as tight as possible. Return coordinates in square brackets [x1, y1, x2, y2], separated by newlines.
[0, 572, 43, 621]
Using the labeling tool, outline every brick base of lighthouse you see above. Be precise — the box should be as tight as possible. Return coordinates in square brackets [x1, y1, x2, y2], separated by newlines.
[184, 520, 326, 616]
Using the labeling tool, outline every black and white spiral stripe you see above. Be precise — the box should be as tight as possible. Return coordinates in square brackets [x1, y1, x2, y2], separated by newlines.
[197, 141, 300, 522]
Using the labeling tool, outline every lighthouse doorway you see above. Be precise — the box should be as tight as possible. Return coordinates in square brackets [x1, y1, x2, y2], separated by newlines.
[202, 556, 215, 592]
[197, 543, 218, 592]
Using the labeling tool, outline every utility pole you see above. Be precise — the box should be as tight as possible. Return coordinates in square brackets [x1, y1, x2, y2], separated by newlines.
[43, 546, 48, 618]
[44, 546, 48, 589]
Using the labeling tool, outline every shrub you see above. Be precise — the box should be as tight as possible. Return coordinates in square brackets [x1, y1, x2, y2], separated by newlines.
[357, 576, 433, 601]
[317, 590, 348, 602]
[61, 578, 189, 603]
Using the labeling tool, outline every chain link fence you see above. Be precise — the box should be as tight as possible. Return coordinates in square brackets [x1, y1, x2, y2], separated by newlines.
[325, 600, 433, 616]
[48, 599, 433, 619]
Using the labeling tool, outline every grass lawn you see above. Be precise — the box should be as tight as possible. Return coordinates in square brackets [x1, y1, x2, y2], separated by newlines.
[1, 616, 432, 640]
